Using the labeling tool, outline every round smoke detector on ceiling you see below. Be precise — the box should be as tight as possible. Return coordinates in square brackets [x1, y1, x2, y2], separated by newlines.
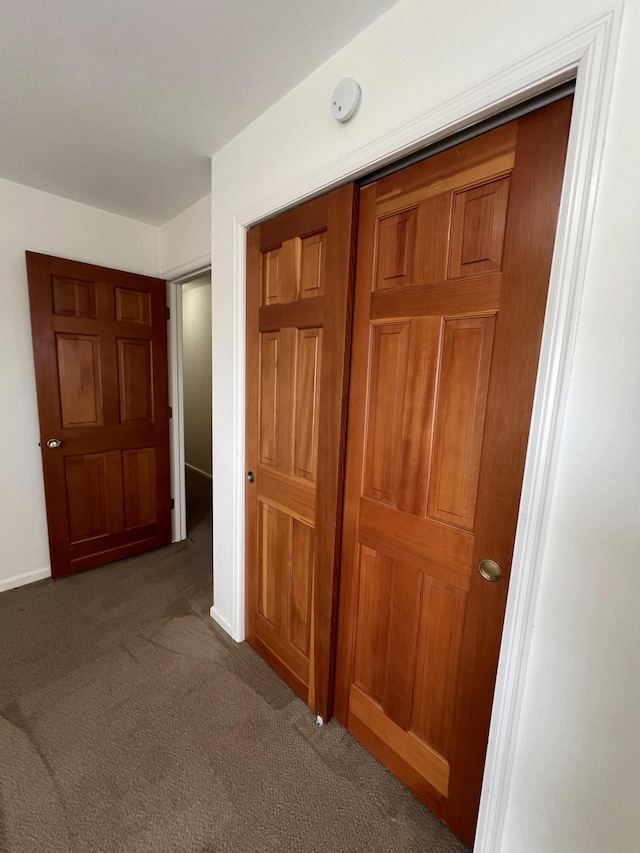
[331, 78, 361, 123]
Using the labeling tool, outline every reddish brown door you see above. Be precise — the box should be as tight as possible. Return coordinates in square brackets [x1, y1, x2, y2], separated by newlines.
[334, 99, 573, 846]
[245, 185, 357, 721]
[26, 252, 172, 578]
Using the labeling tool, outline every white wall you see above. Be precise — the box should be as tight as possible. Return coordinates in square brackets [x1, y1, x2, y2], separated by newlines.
[209, 0, 639, 851]
[0, 178, 160, 592]
[160, 193, 211, 279]
[182, 277, 212, 477]
[501, 4, 640, 849]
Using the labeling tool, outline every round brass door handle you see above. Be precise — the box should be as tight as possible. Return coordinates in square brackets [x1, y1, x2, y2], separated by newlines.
[46, 438, 63, 449]
[478, 559, 502, 582]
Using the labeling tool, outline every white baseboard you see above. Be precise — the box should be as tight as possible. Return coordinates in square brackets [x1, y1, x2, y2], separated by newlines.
[0, 566, 51, 594]
[185, 463, 213, 480]
[209, 605, 237, 640]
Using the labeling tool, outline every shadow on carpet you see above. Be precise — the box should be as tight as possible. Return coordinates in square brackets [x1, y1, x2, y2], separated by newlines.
[0, 519, 468, 853]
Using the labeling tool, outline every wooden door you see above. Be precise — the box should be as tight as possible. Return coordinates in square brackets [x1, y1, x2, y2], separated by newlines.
[26, 252, 171, 579]
[245, 185, 357, 721]
[334, 99, 572, 846]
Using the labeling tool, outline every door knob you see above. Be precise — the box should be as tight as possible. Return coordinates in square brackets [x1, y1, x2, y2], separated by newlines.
[247, 471, 255, 483]
[478, 559, 502, 582]
[46, 438, 63, 449]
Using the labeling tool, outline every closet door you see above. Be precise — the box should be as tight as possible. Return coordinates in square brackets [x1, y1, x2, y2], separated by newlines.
[335, 99, 573, 846]
[245, 185, 357, 721]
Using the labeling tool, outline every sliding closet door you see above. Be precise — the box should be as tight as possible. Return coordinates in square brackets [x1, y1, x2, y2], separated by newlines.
[335, 98, 573, 846]
[245, 185, 357, 721]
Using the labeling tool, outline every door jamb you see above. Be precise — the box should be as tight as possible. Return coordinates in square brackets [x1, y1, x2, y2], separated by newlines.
[227, 10, 622, 852]
[167, 264, 212, 543]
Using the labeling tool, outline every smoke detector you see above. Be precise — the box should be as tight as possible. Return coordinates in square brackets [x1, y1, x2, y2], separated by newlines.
[331, 78, 362, 123]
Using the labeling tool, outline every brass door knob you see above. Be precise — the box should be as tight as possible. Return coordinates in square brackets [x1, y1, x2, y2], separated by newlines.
[46, 438, 63, 449]
[478, 559, 502, 582]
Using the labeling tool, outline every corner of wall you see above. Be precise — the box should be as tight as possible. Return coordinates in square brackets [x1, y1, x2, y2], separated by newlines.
[160, 193, 212, 280]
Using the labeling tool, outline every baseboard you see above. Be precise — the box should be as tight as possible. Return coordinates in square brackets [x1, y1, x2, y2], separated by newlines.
[0, 566, 51, 594]
[185, 463, 213, 481]
[209, 605, 236, 640]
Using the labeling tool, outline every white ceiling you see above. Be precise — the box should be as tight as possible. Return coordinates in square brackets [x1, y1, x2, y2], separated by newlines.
[0, 0, 398, 226]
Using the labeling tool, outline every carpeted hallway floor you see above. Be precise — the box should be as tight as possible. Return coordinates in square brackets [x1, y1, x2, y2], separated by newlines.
[0, 482, 468, 853]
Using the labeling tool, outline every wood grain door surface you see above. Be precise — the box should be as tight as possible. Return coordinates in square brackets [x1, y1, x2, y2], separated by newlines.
[334, 99, 573, 846]
[245, 185, 358, 721]
[27, 252, 171, 579]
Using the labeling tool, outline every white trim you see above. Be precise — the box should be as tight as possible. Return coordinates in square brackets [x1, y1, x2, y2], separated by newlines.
[185, 462, 213, 480]
[167, 263, 214, 544]
[476, 11, 622, 851]
[0, 566, 51, 593]
[230, 218, 247, 643]
[225, 9, 621, 851]
[210, 604, 235, 638]
[167, 281, 187, 543]
[161, 253, 212, 282]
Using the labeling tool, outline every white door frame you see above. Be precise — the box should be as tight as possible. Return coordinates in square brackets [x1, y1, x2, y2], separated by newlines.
[223, 10, 622, 851]
[167, 264, 211, 543]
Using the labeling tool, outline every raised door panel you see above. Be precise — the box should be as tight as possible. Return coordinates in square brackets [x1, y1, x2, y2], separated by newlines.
[258, 502, 291, 633]
[115, 288, 152, 324]
[410, 580, 466, 758]
[65, 453, 110, 542]
[395, 318, 440, 517]
[257, 327, 297, 477]
[256, 501, 314, 684]
[364, 316, 462, 519]
[262, 239, 300, 306]
[52, 276, 97, 319]
[257, 504, 314, 657]
[290, 520, 314, 656]
[299, 232, 326, 299]
[117, 339, 153, 424]
[294, 328, 321, 482]
[259, 333, 279, 467]
[363, 323, 410, 506]
[380, 559, 423, 731]
[122, 448, 157, 529]
[375, 209, 417, 291]
[56, 334, 103, 427]
[352, 546, 392, 703]
[448, 177, 510, 279]
[349, 543, 463, 798]
[427, 316, 496, 530]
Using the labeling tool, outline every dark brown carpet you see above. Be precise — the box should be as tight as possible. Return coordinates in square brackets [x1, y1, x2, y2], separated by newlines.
[0, 485, 468, 853]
